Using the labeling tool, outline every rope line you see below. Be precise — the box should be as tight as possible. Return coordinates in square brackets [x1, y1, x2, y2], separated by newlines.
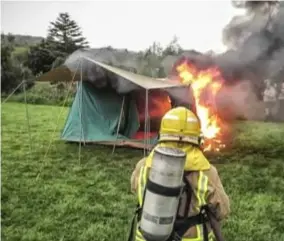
[23, 80, 33, 161]
[2, 81, 24, 104]
[36, 60, 81, 180]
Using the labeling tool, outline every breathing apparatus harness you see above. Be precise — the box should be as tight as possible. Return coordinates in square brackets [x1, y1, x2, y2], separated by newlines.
[127, 145, 211, 241]
[127, 173, 211, 241]
[127, 107, 222, 241]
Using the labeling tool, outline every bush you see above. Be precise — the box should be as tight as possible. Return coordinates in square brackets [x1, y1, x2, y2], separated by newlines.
[1, 36, 35, 94]
[4, 82, 75, 107]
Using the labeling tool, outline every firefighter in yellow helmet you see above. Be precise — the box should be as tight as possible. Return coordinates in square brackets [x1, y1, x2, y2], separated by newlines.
[129, 107, 230, 241]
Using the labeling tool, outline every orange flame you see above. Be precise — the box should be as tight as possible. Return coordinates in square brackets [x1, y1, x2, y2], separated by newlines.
[176, 61, 225, 152]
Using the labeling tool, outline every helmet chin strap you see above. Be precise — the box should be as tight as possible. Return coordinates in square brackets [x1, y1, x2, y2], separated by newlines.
[199, 134, 205, 147]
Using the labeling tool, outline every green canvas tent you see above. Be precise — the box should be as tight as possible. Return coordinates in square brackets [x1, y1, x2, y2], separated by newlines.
[38, 53, 186, 151]
[61, 81, 145, 147]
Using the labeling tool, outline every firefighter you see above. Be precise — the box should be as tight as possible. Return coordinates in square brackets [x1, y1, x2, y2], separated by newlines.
[129, 107, 230, 241]
[277, 82, 284, 121]
[263, 80, 277, 120]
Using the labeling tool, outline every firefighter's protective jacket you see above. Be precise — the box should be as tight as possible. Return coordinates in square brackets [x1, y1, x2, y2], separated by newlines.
[130, 142, 230, 241]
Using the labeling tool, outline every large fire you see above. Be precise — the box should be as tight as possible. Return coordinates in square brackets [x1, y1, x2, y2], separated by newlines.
[176, 61, 226, 152]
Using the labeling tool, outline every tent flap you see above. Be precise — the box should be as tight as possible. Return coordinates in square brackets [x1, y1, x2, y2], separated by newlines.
[61, 81, 140, 142]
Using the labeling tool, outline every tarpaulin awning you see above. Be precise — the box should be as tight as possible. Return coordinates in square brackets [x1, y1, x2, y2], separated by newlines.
[37, 55, 186, 93]
[83, 57, 185, 90]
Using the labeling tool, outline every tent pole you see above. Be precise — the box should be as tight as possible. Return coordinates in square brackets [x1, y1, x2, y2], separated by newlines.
[23, 79, 32, 160]
[78, 57, 85, 164]
[112, 95, 125, 154]
[144, 89, 149, 156]
[147, 90, 151, 155]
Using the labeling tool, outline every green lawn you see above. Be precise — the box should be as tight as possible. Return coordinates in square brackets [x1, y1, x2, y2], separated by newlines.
[2, 103, 284, 241]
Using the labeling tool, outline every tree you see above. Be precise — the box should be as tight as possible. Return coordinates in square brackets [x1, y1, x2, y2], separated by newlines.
[26, 39, 57, 76]
[47, 12, 89, 55]
[145, 41, 163, 57]
[141, 42, 164, 77]
[163, 35, 183, 56]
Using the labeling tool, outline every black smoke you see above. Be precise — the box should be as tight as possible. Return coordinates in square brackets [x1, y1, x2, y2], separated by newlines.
[193, 1, 283, 94]
[219, 1, 283, 90]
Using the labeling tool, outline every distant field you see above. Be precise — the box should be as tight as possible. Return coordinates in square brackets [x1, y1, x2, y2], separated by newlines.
[2, 103, 284, 241]
[13, 46, 29, 55]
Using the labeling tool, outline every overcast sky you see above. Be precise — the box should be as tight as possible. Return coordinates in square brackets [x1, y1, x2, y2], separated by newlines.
[1, 0, 243, 52]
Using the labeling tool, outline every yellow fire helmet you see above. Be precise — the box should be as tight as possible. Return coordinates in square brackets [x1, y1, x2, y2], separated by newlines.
[159, 106, 203, 145]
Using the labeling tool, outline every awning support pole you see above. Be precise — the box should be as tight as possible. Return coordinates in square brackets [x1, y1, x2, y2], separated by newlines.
[144, 89, 149, 156]
[112, 95, 125, 154]
[78, 57, 85, 164]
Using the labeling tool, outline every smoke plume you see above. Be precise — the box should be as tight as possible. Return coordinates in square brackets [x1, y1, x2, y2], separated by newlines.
[167, 1, 284, 120]
[217, 1, 284, 119]
[218, 1, 284, 85]
[170, 1, 284, 89]
[64, 48, 146, 93]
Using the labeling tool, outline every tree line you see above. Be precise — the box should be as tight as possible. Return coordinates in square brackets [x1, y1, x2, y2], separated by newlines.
[1, 12, 89, 93]
[1, 12, 184, 94]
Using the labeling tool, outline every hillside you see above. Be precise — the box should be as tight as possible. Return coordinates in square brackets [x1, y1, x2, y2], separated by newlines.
[2, 102, 284, 241]
[1, 33, 44, 46]
[2, 33, 202, 77]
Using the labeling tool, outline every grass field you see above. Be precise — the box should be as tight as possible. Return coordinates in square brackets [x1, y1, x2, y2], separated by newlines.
[2, 102, 284, 241]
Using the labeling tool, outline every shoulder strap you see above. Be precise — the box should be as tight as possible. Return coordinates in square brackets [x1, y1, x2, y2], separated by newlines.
[127, 203, 141, 241]
[184, 171, 193, 216]
[174, 206, 209, 241]
[177, 171, 193, 218]
[174, 172, 209, 241]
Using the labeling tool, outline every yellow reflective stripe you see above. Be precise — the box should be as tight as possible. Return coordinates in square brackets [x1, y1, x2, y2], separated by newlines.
[137, 167, 144, 206]
[182, 237, 202, 241]
[199, 224, 203, 239]
[208, 232, 215, 241]
[200, 171, 208, 205]
[136, 166, 149, 241]
[143, 167, 148, 187]
[196, 171, 209, 209]
[199, 171, 209, 241]
[135, 235, 145, 241]
[136, 229, 145, 241]
[196, 171, 203, 210]
[137, 166, 149, 206]
[187, 171, 208, 241]
[136, 229, 143, 236]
